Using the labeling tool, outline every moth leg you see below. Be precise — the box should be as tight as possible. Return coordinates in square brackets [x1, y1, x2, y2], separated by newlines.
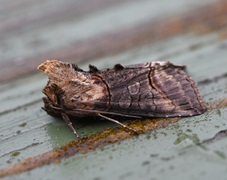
[98, 111, 141, 119]
[61, 112, 88, 139]
[98, 113, 139, 135]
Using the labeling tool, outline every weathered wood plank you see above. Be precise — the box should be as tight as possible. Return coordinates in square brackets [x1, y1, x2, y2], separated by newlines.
[1, 0, 227, 179]
[1, 31, 227, 179]
[1, 0, 225, 81]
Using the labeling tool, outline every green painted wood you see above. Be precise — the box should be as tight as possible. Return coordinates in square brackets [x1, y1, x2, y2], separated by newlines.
[1, 0, 227, 179]
[0, 0, 216, 64]
[1, 31, 227, 179]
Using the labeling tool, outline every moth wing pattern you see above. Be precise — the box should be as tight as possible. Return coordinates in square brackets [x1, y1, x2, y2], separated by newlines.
[94, 61, 207, 118]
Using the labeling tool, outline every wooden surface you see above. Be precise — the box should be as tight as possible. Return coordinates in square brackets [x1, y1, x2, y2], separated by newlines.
[1, 0, 227, 179]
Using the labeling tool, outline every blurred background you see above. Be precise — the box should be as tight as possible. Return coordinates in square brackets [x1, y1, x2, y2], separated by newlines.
[1, 0, 227, 179]
[1, 0, 227, 82]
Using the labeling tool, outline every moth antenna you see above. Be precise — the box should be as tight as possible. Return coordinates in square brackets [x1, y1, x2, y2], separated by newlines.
[98, 113, 139, 135]
[61, 112, 89, 139]
[89, 64, 99, 73]
[114, 64, 124, 71]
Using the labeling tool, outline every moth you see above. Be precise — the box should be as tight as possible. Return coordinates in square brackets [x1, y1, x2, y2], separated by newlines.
[38, 60, 207, 139]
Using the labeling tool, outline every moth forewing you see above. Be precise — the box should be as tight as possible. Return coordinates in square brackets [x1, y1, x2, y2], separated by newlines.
[38, 60, 207, 139]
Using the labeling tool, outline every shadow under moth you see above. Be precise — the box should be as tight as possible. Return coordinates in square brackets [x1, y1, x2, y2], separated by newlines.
[38, 60, 207, 139]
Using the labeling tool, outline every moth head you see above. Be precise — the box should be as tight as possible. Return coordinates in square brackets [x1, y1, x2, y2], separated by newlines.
[40, 82, 62, 117]
[42, 82, 59, 105]
[42, 97, 61, 117]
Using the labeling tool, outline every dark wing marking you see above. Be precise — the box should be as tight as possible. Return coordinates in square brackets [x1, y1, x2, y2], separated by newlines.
[94, 62, 206, 118]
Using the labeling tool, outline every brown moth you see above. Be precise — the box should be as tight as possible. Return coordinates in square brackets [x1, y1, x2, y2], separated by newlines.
[38, 60, 207, 139]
